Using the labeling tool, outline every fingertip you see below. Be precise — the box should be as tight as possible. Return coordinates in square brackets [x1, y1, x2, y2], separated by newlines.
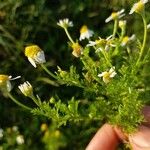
[86, 124, 120, 150]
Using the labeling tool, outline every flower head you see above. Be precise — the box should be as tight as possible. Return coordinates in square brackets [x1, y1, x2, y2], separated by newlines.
[71, 42, 83, 57]
[87, 35, 116, 52]
[105, 9, 125, 23]
[119, 20, 127, 29]
[25, 45, 46, 68]
[121, 34, 136, 46]
[98, 67, 117, 83]
[18, 81, 33, 97]
[0, 75, 21, 92]
[129, 0, 148, 14]
[57, 18, 73, 29]
[16, 135, 24, 145]
[79, 25, 94, 41]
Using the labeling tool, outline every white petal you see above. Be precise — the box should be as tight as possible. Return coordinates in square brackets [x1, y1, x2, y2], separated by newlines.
[28, 57, 37, 68]
[105, 16, 112, 23]
[110, 72, 117, 78]
[7, 81, 12, 92]
[142, 0, 148, 4]
[87, 41, 96, 47]
[36, 51, 46, 63]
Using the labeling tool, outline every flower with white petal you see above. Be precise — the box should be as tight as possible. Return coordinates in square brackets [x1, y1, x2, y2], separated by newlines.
[129, 0, 148, 14]
[0, 75, 21, 92]
[105, 9, 125, 23]
[79, 25, 94, 41]
[25, 45, 46, 68]
[71, 42, 83, 57]
[16, 135, 24, 145]
[18, 81, 33, 97]
[87, 36, 116, 52]
[98, 67, 117, 84]
[57, 18, 73, 29]
[121, 34, 136, 46]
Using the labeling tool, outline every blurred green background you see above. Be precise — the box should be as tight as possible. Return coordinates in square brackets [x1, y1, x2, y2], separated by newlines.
[0, 0, 147, 149]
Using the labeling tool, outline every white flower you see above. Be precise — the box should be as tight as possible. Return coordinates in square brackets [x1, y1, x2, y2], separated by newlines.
[98, 67, 117, 83]
[25, 45, 46, 68]
[16, 135, 24, 145]
[87, 35, 116, 52]
[79, 25, 94, 41]
[12, 126, 18, 132]
[129, 0, 148, 14]
[57, 18, 73, 28]
[105, 9, 125, 23]
[18, 81, 33, 97]
[0, 75, 21, 92]
[121, 34, 136, 46]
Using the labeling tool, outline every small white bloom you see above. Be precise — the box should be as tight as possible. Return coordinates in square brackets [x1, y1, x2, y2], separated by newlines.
[105, 9, 125, 23]
[98, 67, 117, 83]
[25, 45, 46, 68]
[129, 0, 148, 14]
[0, 75, 21, 92]
[18, 81, 33, 97]
[16, 135, 24, 145]
[12, 126, 18, 132]
[87, 36, 116, 52]
[121, 34, 136, 46]
[57, 18, 73, 28]
[79, 25, 94, 41]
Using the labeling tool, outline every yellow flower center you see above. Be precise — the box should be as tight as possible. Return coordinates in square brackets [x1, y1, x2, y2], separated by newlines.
[41, 123, 48, 132]
[103, 72, 111, 83]
[135, 1, 144, 13]
[103, 72, 110, 79]
[0, 75, 9, 84]
[80, 25, 88, 34]
[111, 12, 118, 20]
[25, 45, 41, 58]
[95, 39, 106, 47]
[122, 36, 129, 44]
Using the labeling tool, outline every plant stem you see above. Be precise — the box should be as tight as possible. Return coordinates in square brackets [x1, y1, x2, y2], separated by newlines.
[30, 95, 40, 106]
[41, 64, 58, 80]
[113, 19, 118, 38]
[7, 92, 31, 110]
[101, 50, 112, 67]
[64, 28, 75, 44]
[136, 14, 147, 66]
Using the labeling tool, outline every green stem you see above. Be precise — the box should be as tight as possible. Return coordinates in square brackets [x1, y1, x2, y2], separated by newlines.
[101, 50, 112, 67]
[136, 14, 147, 66]
[30, 95, 40, 106]
[113, 19, 118, 38]
[7, 92, 31, 110]
[64, 28, 75, 44]
[41, 64, 58, 80]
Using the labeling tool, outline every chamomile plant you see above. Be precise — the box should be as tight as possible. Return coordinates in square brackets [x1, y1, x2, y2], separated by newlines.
[1, 1, 150, 149]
